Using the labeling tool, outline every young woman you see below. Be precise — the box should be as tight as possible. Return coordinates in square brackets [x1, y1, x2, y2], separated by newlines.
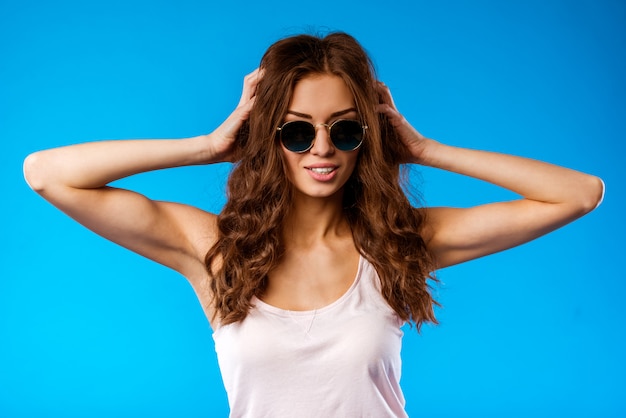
[23, 32, 603, 417]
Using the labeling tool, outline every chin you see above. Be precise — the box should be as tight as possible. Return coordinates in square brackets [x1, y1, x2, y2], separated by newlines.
[294, 185, 345, 200]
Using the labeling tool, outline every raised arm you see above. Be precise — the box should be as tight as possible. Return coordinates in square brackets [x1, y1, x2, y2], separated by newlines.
[23, 69, 262, 280]
[376, 82, 605, 269]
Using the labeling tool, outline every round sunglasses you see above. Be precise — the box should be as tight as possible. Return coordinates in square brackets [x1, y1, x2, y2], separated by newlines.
[276, 119, 367, 153]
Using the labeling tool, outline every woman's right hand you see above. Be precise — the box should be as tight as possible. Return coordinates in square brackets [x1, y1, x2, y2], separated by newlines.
[204, 68, 263, 163]
[22, 70, 267, 293]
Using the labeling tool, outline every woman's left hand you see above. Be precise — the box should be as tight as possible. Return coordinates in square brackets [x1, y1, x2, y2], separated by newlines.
[376, 81, 434, 165]
[374, 82, 604, 269]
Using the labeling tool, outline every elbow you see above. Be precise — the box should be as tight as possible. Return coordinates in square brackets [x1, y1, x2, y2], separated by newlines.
[23, 152, 48, 193]
[578, 175, 605, 215]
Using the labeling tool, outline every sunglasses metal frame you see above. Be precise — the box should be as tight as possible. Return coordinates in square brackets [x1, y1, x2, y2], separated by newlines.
[276, 119, 368, 153]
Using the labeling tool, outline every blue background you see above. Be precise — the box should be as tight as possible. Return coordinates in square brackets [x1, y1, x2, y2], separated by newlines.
[2, 0, 624, 416]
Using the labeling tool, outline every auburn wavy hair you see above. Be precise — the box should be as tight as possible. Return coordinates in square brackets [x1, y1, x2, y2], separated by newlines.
[205, 32, 438, 329]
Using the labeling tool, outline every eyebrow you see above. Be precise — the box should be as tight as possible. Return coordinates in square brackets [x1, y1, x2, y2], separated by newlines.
[286, 107, 357, 119]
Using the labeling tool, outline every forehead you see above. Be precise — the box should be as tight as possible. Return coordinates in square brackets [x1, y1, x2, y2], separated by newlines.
[288, 74, 355, 118]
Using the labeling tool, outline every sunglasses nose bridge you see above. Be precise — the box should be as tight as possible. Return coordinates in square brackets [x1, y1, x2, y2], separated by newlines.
[313, 123, 331, 134]
[310, 122, 335, 154]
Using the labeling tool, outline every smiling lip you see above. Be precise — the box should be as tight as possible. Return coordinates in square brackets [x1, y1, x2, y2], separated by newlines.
[305, 164, 339, 181]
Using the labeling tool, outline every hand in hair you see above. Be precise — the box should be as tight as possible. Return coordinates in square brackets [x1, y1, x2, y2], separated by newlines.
[376, 81, 435, 165]
[206, 68, 263, 163]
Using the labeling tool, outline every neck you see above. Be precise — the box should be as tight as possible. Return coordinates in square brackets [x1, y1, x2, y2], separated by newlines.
[282, 190, 351, 248]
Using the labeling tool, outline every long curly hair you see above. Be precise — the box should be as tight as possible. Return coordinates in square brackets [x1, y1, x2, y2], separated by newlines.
[205, 32, 438, 330]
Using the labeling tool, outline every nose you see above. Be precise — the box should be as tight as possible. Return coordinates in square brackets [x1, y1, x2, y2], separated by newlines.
[310, 123, 335, 156]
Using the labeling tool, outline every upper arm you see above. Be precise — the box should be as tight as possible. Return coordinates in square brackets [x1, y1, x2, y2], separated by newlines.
[37, 183, 216, 278]
[422, 198, 593, 269]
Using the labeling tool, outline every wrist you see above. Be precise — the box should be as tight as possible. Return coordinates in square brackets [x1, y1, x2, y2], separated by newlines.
[408, 138, 443, 166]
[184, 135, 218, 165]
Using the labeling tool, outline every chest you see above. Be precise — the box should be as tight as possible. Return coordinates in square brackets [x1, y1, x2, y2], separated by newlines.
[214, 258, 404, 379]
[212, 259, 409, 416]
[229, 308, 402, 371]
[214, 300, 404, 402]
[214, 302, 406, 416]
[262, 248, 360, 311]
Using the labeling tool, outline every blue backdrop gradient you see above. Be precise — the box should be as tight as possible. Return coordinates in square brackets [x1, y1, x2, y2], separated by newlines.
[2, 0, 624, 417]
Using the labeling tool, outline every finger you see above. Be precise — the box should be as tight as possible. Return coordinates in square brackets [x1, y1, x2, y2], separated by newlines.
[377, 83, 395, 108]
[376, 103, 407, 130]
[376, 81, 398, 110]
[238, 68, 263, 107]
[218, 96, 257, 140]
[231, 96, 257, 125]
[376, 103, 399, 119]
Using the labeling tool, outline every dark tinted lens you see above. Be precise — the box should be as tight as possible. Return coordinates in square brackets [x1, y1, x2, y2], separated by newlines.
[280, 121, 316, 152]
[330, 120, 364, 151]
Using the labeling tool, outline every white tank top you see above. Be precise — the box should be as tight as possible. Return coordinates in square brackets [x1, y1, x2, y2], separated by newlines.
[213, 255, 408, 418]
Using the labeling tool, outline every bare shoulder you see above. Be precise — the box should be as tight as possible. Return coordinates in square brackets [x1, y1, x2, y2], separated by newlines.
[416, 206, 451, 244]
[156, 200, 219, 279]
